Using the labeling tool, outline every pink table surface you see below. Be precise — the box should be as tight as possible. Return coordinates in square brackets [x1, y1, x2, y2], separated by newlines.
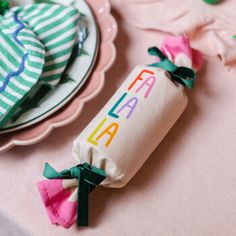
[1, 1, 236, 235]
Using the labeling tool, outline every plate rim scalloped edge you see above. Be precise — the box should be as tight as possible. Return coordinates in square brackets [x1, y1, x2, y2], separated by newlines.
[0, 0, 117, 153]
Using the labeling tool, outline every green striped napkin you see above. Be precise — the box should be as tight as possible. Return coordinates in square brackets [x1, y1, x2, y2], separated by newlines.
[0, 3, 80, 128]
[0, 11, 45, 127]
[12, 3, 79, 86]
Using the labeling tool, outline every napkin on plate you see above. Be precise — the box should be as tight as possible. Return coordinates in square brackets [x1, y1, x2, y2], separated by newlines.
[0, 2, 81, 127]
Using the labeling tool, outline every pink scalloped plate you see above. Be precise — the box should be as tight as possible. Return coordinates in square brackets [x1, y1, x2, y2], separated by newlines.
[0, 0, 117, 153]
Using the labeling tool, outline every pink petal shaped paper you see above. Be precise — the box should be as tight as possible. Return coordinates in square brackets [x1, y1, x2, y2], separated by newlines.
[37, 179, 77, 228]
[161, 36, 203, 71]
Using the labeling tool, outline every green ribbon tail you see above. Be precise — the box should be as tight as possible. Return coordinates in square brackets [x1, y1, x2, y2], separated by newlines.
[77, 170, 90, 226]
[43, 163, 65, 179]
[76, 163, 106, 226]
[42, 162, 106, 227]
[147, 47, 196, 89]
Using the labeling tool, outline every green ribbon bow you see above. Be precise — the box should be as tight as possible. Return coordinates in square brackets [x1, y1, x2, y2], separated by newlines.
[0, 0, 9, 15]
[148, 47, 196, 89]
[43, 162, 106, 226]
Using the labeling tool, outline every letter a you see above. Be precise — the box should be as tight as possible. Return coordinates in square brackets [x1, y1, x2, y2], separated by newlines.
[117, 97, 138, 119]
[135, 75, 157, 98]
[95, 122, 119, 147]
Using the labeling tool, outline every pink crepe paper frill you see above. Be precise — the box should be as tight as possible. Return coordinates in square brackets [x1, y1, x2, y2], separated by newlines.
[37, 179, 77, 228]
[161, 36, 203, 71]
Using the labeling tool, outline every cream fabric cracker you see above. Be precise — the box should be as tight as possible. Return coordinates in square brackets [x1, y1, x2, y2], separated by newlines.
[72, 36, 202, 188]
[37, 36, 203, 228]
[73, 65, 188, 187]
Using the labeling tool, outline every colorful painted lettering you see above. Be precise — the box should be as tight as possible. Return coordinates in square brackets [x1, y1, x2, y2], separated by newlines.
[108, 93, 128, 118]
[87, 118, 119, 147]
[87, 68, 158, 148]
[117, 96, 138, 119]
[128, 69, 154, 91]
[135, 76, 156, 98]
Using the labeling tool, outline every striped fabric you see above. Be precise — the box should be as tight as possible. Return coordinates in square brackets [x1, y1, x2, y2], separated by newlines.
[0, 11, 45, 126]
[12, 3, 79, 86]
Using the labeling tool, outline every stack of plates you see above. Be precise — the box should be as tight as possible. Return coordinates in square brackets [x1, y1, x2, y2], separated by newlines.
[0, 0, 117, 153]
[0, 0, 99, 133]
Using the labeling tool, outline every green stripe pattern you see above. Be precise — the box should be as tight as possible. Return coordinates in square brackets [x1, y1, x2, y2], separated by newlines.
[0, 11, 45, 126]
[12, 3, 79, 86]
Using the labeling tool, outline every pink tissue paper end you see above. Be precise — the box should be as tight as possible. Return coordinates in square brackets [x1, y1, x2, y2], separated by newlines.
[161, 36, 203, 71]
[37, 179, 77, 228]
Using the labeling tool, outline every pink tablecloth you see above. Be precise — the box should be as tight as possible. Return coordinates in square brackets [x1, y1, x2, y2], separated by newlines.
[1, 0, 236, 235]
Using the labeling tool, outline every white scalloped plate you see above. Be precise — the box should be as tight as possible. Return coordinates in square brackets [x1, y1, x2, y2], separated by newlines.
[0, 0, 117, 152]
[0, 0, 99, 133]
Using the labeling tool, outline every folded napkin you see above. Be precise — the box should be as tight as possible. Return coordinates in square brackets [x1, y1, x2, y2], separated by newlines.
[37, 36, 202, 228]
[12, 3, 79, 86]
[0, 10, 45, 127]
[0, 1, 80, 127]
